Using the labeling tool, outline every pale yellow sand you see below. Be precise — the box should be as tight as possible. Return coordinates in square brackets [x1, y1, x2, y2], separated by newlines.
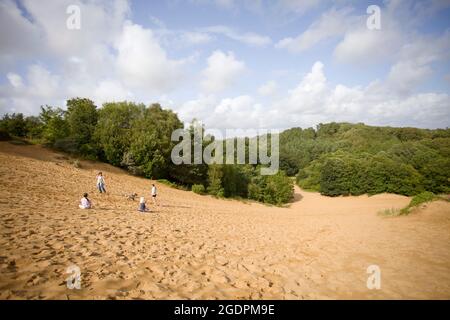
[0, 142, 449, 299]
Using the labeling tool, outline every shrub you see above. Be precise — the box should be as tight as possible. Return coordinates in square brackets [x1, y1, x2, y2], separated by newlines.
[409, 191, 437, 207]
[72, 159, 82, 168]
[400, 191, 437, 215]
[0, 129, 11, 141]
[192, 184, 206, 195]
[53, 137, 79, 154]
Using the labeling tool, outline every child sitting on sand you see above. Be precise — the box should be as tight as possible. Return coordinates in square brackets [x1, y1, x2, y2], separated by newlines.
[138, 197, 149, 212]
[79, 193, 92, 209]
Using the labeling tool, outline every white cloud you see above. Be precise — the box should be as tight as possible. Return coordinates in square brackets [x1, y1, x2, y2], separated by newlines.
[115, 22, 186, 92]
[0, 0, 42, 67]
[20, 0, 129, 57]
[6, 73, 23, 88]
[180, 61, 450, 130]
[0, 64, 62, 114]
[333, 27, 401, 64]
[201, 50, 246, 93]
[93, 80, 133, 103]
[202, 25, 272, 47]
[258, 81, 278, 96]
[0, 0, 192, 113]
[277, 0, 323, 15]
[276, 7, 354, 52]
[180, 31, 214, 45]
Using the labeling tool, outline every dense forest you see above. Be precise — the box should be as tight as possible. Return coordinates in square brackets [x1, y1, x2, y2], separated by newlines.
[280, 122, 450, 196]
[1, 99, 448, 203]
[0, 98, 293, 205]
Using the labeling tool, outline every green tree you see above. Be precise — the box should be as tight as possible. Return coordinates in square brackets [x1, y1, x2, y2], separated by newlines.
[39, 106, 69, 145]
[65, 98, 98, 156]
[95, 101, 144, 166]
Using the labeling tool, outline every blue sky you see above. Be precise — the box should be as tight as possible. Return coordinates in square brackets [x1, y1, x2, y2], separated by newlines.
[0, 0, 449, 130]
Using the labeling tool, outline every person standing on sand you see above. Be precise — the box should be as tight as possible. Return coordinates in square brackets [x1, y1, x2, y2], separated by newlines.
[151, 183, 158, 206]
[79, 193, 92, 209]
[138, 197, 149, 212]
[96, 172, 106, 193]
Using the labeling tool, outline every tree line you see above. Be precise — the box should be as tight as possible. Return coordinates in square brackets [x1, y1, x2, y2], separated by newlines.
[281, 122, 450, 196]
[0, 98, 293, 206]
[2, 100, 448, 200]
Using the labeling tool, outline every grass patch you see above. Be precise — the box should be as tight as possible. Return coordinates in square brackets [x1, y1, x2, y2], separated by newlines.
[400, 191, 438, 215]
[378, 208, 401, 217]
[380, 191, 441, 217]
[191, 184, 206, 195]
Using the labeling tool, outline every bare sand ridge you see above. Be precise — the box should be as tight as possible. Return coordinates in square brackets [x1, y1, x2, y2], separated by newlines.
[0, 142, 449, 299]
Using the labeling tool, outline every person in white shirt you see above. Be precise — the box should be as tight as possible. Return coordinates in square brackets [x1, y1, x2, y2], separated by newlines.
[79, 193, 92, 209]
[138, 197, 149, 212]
[151, 184, 158, 206]
[96, 172, 106, 193]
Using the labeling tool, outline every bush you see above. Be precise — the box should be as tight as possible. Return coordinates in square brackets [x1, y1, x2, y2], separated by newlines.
[192, 184, 206, 195]
[0, 129, 11, 141]
[53, 137, 79, 154]
[72, 159, 82, 168]
[264, 171, 294, 205]
[399, 191, 437, 215]
[409, 191, 437, 207]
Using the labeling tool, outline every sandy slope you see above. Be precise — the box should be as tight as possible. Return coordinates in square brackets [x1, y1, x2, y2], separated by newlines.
[0, 142, 449, 299]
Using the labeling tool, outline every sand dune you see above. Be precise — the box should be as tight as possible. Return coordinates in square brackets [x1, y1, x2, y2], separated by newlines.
[0, 142, 449, 299]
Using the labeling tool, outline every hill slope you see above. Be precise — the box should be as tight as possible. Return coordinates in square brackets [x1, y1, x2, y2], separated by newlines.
[0, 142, 449, 299]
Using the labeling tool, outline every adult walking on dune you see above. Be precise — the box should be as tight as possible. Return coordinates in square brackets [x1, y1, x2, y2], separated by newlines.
[96, 172, 106, 193]
[151, 183, 158, 206]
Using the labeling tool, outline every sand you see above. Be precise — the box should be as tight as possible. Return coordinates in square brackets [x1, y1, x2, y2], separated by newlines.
[0, 141, 449, 300]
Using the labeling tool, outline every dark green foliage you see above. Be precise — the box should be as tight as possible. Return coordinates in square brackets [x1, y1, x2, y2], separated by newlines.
[94, 102, 144, 166]
[409, 191, 437, 207]
[0, 113, 42, 139]
[65, 98, 98, 157]
[263, 171, 294, 205]
[400, 191, 438, 215]
[3, 101, 447, 203]
[168, 121, 208, 185]
[247, 170, 293, 205]
[127, 104, 184, 179]
[192, 184, 206, 194]
[39, 106, 69, 145]
[0, 129, 11, 141]
[0, 113, 27, 137]
[289, 123, 450, 196]
[207, 164, 225, 197]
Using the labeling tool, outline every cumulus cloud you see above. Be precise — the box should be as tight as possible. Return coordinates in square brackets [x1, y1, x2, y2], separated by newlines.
[0, 0, 42, 64]
[201, 50, 246, 93]
[115, 22, 186, 92]
[0, 0, 192, 113]
[179, 61, 450, 130]
[276, 7, 355, 53]
[258, 81, 278, 96]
